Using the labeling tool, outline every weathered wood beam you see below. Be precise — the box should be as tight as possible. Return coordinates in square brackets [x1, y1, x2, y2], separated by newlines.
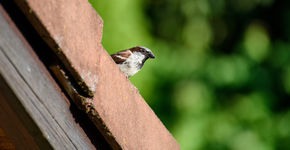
[10, 0, 180, 149]
[13, 0, 103, 97]
[0, 5, 98, 149]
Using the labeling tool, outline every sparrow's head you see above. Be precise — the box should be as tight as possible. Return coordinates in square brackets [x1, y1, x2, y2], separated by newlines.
[111, 46, 155, 77]
[129, 46, 155, 59]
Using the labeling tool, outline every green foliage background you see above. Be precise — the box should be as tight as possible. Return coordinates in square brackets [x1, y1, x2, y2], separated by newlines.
[89, 0, 290, 149]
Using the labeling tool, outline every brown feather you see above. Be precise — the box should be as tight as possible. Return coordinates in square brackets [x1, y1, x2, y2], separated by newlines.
[129, 46, 143, 53]
[110, 50, 131, 64]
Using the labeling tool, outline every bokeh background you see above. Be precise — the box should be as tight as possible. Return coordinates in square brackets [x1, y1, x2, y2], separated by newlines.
[89, 0, 290, 149]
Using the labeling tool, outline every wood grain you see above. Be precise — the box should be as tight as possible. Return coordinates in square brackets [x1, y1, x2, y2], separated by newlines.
[0, 5, 96, 150]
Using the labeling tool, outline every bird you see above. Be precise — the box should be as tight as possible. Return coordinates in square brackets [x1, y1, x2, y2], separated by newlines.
[110, 46, 155, 78]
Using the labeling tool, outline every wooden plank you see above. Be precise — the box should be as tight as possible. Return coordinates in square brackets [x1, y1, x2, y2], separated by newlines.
[10, 0, 180, 149]
[13, 0, 103, 97]
[0, 5, 97, 150]
[0, 75, 47, 150]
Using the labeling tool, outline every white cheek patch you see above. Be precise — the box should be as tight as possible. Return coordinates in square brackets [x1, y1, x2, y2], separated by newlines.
[130, 52, 145, 64]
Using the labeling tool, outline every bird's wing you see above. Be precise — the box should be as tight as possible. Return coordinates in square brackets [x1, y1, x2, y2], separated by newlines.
[110, 50, 132, 64]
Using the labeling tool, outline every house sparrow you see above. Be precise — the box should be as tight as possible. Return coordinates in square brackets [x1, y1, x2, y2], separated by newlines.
[111, 46, 155, 77]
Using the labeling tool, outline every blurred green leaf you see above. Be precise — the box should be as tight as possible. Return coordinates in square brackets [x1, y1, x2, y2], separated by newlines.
[243, 23, 270, 62]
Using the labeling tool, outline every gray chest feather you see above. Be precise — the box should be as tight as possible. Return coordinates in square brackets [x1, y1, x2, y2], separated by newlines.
[118, 52, 147, 77]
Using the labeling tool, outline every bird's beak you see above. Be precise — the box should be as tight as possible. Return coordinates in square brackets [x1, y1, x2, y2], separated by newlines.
[148, 52, 155, 59]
